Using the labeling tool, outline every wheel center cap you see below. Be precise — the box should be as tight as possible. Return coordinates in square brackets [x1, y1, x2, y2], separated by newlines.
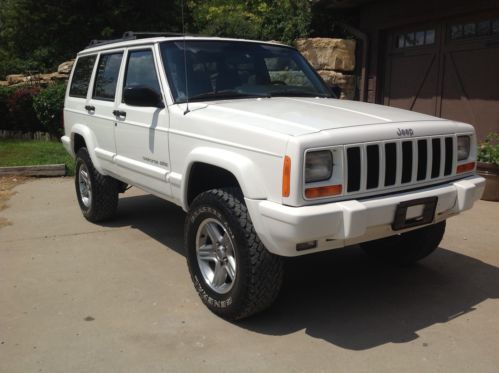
[215, 245, 226, 260]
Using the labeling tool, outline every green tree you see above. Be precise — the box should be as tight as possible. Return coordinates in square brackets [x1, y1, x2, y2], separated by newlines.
[187, 0, 311, 44]
[0, 0, 185, 78]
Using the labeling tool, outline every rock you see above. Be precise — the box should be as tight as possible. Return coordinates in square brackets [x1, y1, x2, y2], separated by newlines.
[51, 72, 70, 81]
[269, 71, 308, 86]
[57, 60, 74, 74]
[295, 38, 356, 72]
[39, 73, 56, 81]
[0, 81, 8, 87]
[6, 74, 26, 85]
[318, 70, 356, 100]
[40, 72, 68, 81]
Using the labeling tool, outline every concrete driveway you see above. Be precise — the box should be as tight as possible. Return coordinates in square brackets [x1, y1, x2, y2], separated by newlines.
[1, 177, 498, 373]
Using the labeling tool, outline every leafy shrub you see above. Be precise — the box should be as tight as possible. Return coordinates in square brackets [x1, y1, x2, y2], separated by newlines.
[33, 82, 67, 136]
[0, 86, 15, 130]
[6, 87, 42, 132]
[477, 132, 499, 166]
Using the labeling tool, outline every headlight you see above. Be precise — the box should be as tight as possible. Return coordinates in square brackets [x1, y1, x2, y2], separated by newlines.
[305, 150, 333, 183]
[457, 136, 470, 161]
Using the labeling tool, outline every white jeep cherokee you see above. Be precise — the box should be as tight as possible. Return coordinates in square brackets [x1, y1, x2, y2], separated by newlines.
[62, 33, 485, 320]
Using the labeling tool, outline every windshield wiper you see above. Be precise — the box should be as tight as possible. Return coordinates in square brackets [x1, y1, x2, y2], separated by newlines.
[269, 90, 331, 98]
[187, 90, 271, 102]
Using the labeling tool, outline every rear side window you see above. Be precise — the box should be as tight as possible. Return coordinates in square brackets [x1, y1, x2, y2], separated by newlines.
[69, 55, 96, 98]
[123, 50, 161, 96]
[93, 52, 123, 101]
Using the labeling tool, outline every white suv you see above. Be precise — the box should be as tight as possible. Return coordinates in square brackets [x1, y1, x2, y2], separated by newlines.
[62, 33, 485, 320]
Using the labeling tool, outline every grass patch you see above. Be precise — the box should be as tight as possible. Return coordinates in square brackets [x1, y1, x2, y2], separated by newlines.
[0, 139, 74, 175]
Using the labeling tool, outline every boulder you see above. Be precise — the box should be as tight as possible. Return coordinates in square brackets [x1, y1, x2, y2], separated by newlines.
[318, 70, 356, 100]
[40, 72, 69, 81]
[295, 38, 356, 72]
[51, 72, 70, 81]
[6, 74, 26, 85]
[0, 81, 8, 87]
[57, 60, 74, 74]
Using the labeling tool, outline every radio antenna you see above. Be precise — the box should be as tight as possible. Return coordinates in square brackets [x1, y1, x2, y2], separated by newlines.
[181, 0, 190, 115]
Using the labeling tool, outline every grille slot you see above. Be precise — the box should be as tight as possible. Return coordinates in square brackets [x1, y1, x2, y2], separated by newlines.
[431, 138, 441, 178]
[366, 145, 380, 189]
[342, 135, 457, 197]
[384, 143, 397, 186]
[417, 139, 428, 181]
[401, 141, 413, 183]
[444, 137, 453, 176]
[347, 147, 361, 192]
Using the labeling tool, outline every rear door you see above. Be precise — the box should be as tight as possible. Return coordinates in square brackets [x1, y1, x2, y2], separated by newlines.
[114, 46, 172, 197]
[86, 50, 124, 172]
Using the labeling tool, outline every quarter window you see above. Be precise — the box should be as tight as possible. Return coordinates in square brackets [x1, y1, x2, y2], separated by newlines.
[396, 29, 436, 49]
[123, 50, 161, 96]
[93, 52, 123, 101]
[69, 55, 96, 98]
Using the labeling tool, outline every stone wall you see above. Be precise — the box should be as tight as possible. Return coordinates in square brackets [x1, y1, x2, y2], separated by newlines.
[0, 60, 74, 87]
[295, 38, 357, 100]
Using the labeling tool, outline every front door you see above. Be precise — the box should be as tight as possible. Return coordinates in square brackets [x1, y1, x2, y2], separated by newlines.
[114, 47, 172, 197]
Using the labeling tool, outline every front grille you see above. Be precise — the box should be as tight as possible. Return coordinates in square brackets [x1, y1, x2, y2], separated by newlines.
[345, 136, 455, 194]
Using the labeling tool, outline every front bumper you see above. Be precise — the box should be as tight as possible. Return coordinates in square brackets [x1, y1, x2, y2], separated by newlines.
[245, 176, 485, 257]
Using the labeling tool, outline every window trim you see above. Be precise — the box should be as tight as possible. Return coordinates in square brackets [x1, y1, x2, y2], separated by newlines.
[92, 51, 124, 102]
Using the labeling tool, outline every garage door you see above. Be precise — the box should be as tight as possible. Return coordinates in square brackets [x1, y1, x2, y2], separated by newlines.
[383, 17, 499, 140]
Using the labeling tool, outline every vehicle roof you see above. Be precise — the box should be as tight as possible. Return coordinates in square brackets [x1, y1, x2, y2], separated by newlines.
[79, 36, 290, 56]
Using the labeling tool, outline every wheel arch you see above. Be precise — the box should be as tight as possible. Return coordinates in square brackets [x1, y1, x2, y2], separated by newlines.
[70, 124, 105, 174]
[183, 147, 268, 209]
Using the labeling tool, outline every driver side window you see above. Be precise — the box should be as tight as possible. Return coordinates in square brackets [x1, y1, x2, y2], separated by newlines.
[123, 49, 161, 98]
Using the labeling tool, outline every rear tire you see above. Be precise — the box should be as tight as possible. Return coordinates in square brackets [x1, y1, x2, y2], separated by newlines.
[75, 147, 119, 222]
[185, 188, 284, 320]
[361, 221, 446, 265]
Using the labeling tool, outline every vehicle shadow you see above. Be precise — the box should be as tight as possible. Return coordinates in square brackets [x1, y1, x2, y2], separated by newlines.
[100, 193, 187, 257]
[104, 193, 499, 350]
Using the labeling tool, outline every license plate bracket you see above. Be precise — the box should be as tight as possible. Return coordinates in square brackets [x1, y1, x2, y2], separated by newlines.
[392, 196, 438, 231]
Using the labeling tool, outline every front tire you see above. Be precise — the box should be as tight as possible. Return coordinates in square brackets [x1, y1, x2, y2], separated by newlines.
[361, 221, 446, 265]
[75, 148, 119, 222]
[185, 188, 284, 320]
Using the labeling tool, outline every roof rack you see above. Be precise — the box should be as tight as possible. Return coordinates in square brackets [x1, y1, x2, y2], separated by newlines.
[85, 31, 187, 49]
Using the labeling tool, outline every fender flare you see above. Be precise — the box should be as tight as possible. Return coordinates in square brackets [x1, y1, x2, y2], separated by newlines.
[182, 147, 268, 209]
[70, 124, 106, 174]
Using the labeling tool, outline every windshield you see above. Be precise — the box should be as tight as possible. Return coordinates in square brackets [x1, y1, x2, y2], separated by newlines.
[160, 40, 332, 103]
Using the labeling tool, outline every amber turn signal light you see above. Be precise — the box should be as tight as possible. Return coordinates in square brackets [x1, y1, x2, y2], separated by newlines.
[282, 156, 291, 197]
[456, 161, 475, 174]
[305, 184, 342, 198]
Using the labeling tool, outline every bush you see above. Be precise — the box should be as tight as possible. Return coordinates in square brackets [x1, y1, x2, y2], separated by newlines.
[478, 132, 499, 166]
[33, 82, 67, 136]
[0, 86, 15, 130]
[6, 87, 42, 133]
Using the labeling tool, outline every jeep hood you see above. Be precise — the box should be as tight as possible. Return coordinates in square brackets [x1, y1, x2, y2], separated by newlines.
[195, 97, 445, 136]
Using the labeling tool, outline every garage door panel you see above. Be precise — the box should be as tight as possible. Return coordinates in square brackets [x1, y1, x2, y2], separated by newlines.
[386, 52, 438, 115]
[384, 17, 499, 141]
[441, 47, 499, 138]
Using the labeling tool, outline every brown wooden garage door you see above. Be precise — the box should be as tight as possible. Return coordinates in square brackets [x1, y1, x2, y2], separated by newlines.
[383, 16, 499, 141]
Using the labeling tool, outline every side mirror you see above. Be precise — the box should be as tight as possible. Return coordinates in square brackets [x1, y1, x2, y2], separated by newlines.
[330, 84, 342, 98]
[123, 86, 164, 108]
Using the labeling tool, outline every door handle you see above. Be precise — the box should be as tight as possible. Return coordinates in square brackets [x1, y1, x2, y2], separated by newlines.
[85, 105, 95, 111]
[112, 110, 126, 118]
